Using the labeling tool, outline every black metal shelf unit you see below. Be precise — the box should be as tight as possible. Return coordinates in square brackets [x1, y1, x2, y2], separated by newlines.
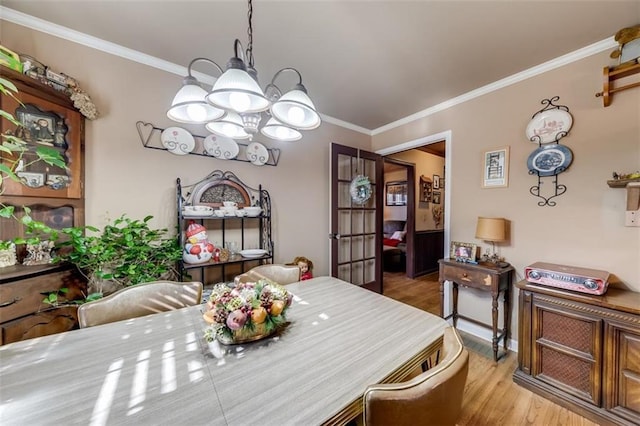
[176, 171, 273, 283]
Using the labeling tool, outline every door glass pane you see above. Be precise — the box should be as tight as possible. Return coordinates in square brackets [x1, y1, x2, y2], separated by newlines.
[364, 234, 376, 258]
[364, 259, 376, 283]
[352, 235, 363, 261]
[337, 154, 353, 181]
[352, 210, 363, 235]
[363, 158, 376, 184]
[338, 237, 351, 263]
[338, 210, 351, 236]
[338, 264, 351, 282]
[338, 181, 352, 208]
[364, 210, 375, 234]
[352, 261, 363, 286]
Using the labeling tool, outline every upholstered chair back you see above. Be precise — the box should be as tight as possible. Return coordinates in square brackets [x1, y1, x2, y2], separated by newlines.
[234, 264, 301, 286]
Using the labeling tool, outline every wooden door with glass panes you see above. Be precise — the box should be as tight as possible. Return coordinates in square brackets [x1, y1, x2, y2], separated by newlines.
[330, 143, 383, 293]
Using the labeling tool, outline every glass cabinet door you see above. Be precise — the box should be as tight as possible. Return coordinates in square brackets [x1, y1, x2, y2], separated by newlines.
[1, 90, 83, 199]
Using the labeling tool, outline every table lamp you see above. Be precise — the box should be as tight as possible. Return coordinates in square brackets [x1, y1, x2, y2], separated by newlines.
[475, 217, 509, 266]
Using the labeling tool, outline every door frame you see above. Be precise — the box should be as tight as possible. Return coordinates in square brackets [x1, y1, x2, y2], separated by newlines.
[376, 130, 452, 271]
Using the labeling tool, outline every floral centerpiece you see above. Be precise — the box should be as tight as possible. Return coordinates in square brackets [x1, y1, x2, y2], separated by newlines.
[203, 279, 293, 345]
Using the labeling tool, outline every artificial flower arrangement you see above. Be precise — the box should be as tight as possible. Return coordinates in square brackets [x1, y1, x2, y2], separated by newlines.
[203, 279, 293, 344]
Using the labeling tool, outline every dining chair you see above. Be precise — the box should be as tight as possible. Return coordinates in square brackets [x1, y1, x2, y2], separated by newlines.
[362, 326, 469, 426]
[77, 280, 203, 328]
[234, 264, 301, 286]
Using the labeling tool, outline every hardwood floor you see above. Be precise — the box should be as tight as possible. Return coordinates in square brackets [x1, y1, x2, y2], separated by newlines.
[382, 271, 599, 426]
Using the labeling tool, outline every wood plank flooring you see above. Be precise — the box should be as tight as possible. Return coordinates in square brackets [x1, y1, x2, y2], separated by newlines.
[382, 271, 599, 426]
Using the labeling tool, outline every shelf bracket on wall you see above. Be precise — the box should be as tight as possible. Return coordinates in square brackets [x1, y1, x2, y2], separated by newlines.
[136, 121, 280, 167]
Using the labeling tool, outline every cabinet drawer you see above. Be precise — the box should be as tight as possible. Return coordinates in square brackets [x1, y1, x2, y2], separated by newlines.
[0, 268, 85, 323]
[440, 264, 494, 290]
[1, 306, 78, 345]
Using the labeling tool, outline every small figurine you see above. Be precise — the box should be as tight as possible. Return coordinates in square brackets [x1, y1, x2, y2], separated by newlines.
[183, 221, 214, 264]
[23, 240, 55, 266]
[292, 256, 314, 281]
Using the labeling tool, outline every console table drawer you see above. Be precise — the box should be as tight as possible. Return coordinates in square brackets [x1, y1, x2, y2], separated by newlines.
[440, 264, 494, 290]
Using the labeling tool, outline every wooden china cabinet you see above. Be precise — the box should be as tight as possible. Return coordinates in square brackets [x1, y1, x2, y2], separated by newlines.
[0, 67, 86, 345]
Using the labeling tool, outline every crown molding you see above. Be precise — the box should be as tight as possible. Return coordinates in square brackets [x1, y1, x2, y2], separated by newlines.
[372, 37, 617, 136]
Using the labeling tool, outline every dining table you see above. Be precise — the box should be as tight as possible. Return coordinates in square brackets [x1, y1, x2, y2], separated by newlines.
[0, 276, 448, 425]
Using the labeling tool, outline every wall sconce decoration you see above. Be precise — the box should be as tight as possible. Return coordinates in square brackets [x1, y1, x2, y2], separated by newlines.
[526, 97, 573, 207]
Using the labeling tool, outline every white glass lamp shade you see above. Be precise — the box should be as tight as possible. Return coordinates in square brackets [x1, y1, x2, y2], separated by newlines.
[206, 68, 270, 113]
[205, 111, 250, 139]
[270, 88, 321, 130]
[261, 118, 302, 141]
[167, 79, 224, 123]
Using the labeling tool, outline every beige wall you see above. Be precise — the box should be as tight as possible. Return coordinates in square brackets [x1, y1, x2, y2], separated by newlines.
[3, 21, 639, 342]
[373, 51, 640, 333]
[1, 21, 371, 277]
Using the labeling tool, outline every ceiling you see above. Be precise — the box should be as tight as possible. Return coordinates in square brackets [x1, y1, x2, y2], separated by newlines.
[3, 1, 639, 132]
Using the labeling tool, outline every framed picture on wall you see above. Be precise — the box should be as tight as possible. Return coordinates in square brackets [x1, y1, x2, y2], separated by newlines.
[482, 146, 510, 188]
[433, 175, 440, 189]
[432, 191, 441, 204]
[385, 181, 407, 206]
[419, 175, 432, 202]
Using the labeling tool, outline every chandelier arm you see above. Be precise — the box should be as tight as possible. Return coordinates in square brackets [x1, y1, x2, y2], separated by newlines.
[187, 57, 224, 77]
[270, 68, 304, 87]
[234, 39, 247, 64]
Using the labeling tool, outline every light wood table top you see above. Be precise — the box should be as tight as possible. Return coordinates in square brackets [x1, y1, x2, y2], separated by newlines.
[0, 276, 447, 425]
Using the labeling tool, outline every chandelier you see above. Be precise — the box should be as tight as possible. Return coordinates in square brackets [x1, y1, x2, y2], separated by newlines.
[167, 0, 321, 142]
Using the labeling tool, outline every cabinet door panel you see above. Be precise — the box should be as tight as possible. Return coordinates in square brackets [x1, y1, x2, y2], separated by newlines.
[604, 322, 640, 423]
[532, 301, 602, 405]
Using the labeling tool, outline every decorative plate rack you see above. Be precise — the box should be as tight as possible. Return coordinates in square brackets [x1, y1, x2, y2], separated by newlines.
[525, 97, 573, 207]
[136, 121, 280, 167]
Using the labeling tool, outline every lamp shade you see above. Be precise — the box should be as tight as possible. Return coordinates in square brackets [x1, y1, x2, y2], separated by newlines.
[167, 77, 225, 123]
[270, 86, 321, 130]
[475, 217, 506, 242]
[260, 118, 302, 141]
[205, 111, 250, 139]
[206, 68, 270, 114]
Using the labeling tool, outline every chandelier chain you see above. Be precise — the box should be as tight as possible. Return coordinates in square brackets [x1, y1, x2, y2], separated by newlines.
[246, 0, 255, 68]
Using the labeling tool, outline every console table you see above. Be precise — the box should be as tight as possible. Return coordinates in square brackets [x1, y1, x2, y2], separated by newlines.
[438, 258, 514, 361]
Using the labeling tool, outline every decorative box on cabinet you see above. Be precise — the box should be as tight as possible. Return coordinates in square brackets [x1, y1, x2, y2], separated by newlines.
[0, 263, 86, 345]
[514, 280, 640, 426]
[177, 171, 273, 284]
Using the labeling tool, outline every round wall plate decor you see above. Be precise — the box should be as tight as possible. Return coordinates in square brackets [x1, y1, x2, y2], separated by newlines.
[247, 142, 269, 166]
[161, 127, 195, 155]
[526, 109, 573, 144]
[350, 175, 372, 204]
[527, 144, 573, 177]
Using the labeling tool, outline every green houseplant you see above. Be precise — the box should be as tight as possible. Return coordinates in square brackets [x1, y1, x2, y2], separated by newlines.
[55, 215, 182, 297]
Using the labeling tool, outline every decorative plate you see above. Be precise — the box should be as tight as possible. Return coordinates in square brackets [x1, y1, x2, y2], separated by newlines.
[525, 109, 573, 144]
[527, 144, 573, 177]
[350, 175, 372, 204]
[239, 249, 269, 259]
[161, 127, 195, 155]
[246, 142, 269, 166]
[203, 134, 239, 160]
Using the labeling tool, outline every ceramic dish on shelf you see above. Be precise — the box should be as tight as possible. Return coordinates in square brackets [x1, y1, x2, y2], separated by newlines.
[161, 127, 195, 155]
[203, 134, 239, 160]
[243, 206, 262, 217]
[525, 109, 573, 144]
[183, 205, 214, 217]
[246, 142, 269, 166]
[527, 144, 573, 177]
[239, 249, 268, 259]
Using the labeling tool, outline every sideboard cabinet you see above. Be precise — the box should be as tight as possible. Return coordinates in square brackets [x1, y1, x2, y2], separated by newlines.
[514, 280, 640, 425]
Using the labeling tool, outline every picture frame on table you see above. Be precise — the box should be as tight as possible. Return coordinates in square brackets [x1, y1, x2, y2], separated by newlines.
[482, 146, 509, 188]
[385, 181, 407, 206]
[433, 175, 440, 189]
[450, 241, 477, 262]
